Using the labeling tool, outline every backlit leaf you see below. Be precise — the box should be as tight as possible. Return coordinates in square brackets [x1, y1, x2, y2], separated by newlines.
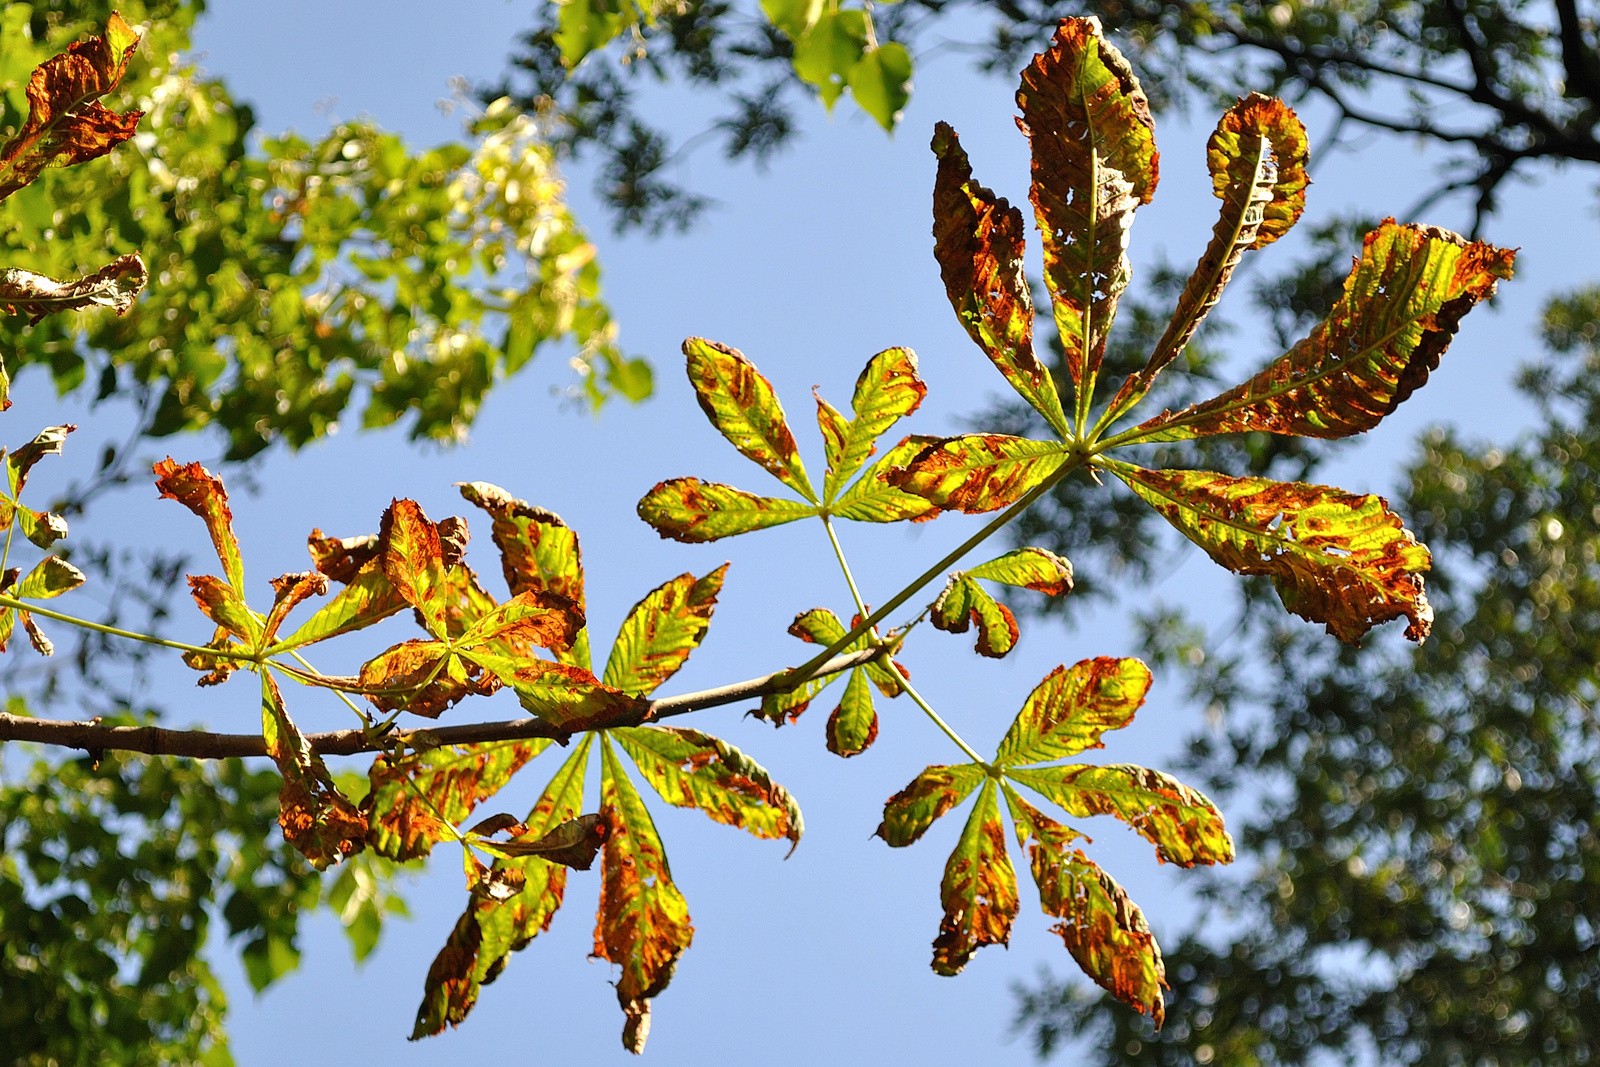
[754, 672, 834, 726]
[876, 763, 987, 847]
[367, 738, 554, 862]
[274, 559, 407, 651]
[613, 725, 803, 850]
[596, 737, 694, 1054]
[469, 813, 607, 868]
[410, 910, 481, 1041]
[684, 337, 815, 499]
[153, 458, 245, 593]
[825, 668, 879, 757]
[379, 499, 453, 637]
[1006, 763, 1234, 867]
[360, 640, 494, 719]
[0, 253, 147, 324]
[261, 571, 329, 644]
[967, 547, 1075, 595]
[261, 673, 367, 870]
[603, 565, 727, 697]
[995, 658, 1151, 767]
[475, 657, 647, 729]
[186, 574, 263, 645]
[1004, 786, 1166, 1024]
[819, 347, 927, 502]
[16, 506, 67, 549]
[930, 122, 1069, 437]
[891, 434, 1069, 514]
[637, 477, 818, 542]
[0, 14, 143, 201]
[849, 42, 913, 130]
[1129, 222, 1516, 443]
[461, 588, 585, 655]
[932, 576, 1019, 658]
[792, 9, 869, 110]
[9, 425, 75, 498]
[762, 0, 824, 39]
[1018, 17, 1159, 400]
[1116, 464, 1434, 643]
[306, 530, 381, 584]
[932, 779, 1018, 975]
[831, 436, 940, 523]
[14, 556, 85, 600]
[21, 611, 52, 656]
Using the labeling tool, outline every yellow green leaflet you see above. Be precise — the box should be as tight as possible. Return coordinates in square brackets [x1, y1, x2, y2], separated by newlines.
[18, 505, 67, 549]
[14, 556, 85, 599]
[1127, 222, 1516, 445]
[154, 458, 246, 594]
[831, 436, 940, 523]
[755, 671, 834, 726]
[683, 337, 816, 500]
[932, 778, 1018, 976]
[461, 655, 646, 729]
[637, 477, 819, 543]
[930, 122, 1070, 439]
[460, 587, 585, 656]
[260, 673, 365, 870]
[965, 547, 1075, 595]
[825, 667, 879, 757]
[1114, 463, 1434, 643]
[411, 735, 589, 1039]
[1004, 785, 1167, 1025]
[817, 347, 927, 502]
[378, 498, 454, 638]
[931, 575, 1019, 658]
[186, 574, 263, 645]
[367, 738, 555, 862]
[1017, 17, 1158, 403]
[603, 565, 727, 697]
[1006, 763, 1234, 867]
[596, 736, 694, 1053]
[273, 561, 408, 651]
[612, 725, 803, 850]
[994, 658, 1151, 767]
[875, 763, 987, 847]
[891, 434, 1069, 514]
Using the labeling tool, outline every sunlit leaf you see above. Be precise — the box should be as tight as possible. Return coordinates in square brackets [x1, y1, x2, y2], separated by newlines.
[849, 42, 913, 130]
[831, 436, 940, 523]
[307, 530, 380, 584]
[261, 571, 329, 644]
[684, 337, 815, 499]
[603, 565, 727, 697]
[469, 812, 608, 868]
[613, 725, 803, 850]
[9, 425, 75, 498]
[995, 658, 1151, 767]
[1006, 763, 1234, 867]
[461, 587, 585, 655]
[0, 253, 147, 325]
[1115, 464, 1433, 643]
[1004, 785, 1166, 1024]
[932, 779, 1018, 976]
[366, 738, 554, 862]
[274, 558, 407, 651]
[754, 671, 834, 726]
[818, 347, 926, 502]
[16, 505, 66, 549]
[359, 639, 494, 719]
[410, 910, 481, 1041]
[186, 574, 263, 645]
[0, 14, 143, 202]
[930, 122, 1069, 438]
[891, 434, 1069, 513]
[762, 0, 824, 39]
[13, 556, 85, 600]
[1129, 222, 1516, 443]
[153, 458, 246, 594]
[463, 656, 646, 729]
[553, 0, 626, 67]
[1018, 17, 1158, 402]
[935, 575, 1019, 658]
[378, 499, 455, 637]
[825, 667, 879, 757]
[876, 763, 987, 847]
[596, 737, 694, 1054]
[637, 477, 818, 542]
[967, 547, 1074, 595]
[21, 611, 52, 656]
[792, 10, 869, 110]
[260, 673, 367, 870]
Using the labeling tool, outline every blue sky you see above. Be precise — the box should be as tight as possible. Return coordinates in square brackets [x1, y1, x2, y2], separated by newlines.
[14, 1, 1600, 1063]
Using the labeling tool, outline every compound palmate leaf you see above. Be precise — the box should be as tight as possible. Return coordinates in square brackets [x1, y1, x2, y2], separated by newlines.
[1114, 463, 1433, 643]
[684, 337, 816, 500]
[1127, 221, 1516, 444]
[637, 477, 818, 543]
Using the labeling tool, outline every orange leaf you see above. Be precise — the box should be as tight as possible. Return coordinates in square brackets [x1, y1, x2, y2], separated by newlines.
[261, 673, 366, 870]
[358, 639, 495, 719]
[366, 738, 554, 862]
[262, 571, 329, 644]
[932, 779, 1018, 975]
[154, 458, 246, 594]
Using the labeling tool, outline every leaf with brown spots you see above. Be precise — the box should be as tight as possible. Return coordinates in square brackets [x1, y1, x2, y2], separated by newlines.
[154, 458, 246, 594]
[931, 576, 1019, 658]
[683, 337, 815, 500]
[1018, 17, 1159, 404]
[753, 671, 833, 726]
[994, 658, 1151, 766]
[816, 347, 928, 502]
[930, 122, 1070, 438]
[260, 673, 366, 870]
[463, 657, 647, 729]
[876, 763, 987, 847]
[1111, 95, 1309, 417]
[1006, 763, 1234, 868]
[967, 547, 1075, 596]
[461, 587, 585, 656]
[1004, 785, 1167, 1025]
[358, 639, 494, 719]
[378, 499, 454, 637]
[890, 434, 1069, 514]
[931, 779, 1018, 976]
[306, 530, 381, 584]
[410, 909, 481, 1040]
[8, 425, 75, 499]
[637, 477, 818, 543]
[1114, 464, 1434, 643]
[1126, 222, 1515, 445]
[831, 436, 940, 524]
[613, 725, 803, 850]
[603, 565, 727, 697]
[468, 812, 608, 868]
[0, 14, 143, 201]
[596, 737, 693, 1054]
[186, 574, 262, 645]
[0, 253, 148, 324]
[273, 557, 408, 651]
[261, 571, 329, 644]
[825, 667, 879, 757]
[366, 738, 555, 861]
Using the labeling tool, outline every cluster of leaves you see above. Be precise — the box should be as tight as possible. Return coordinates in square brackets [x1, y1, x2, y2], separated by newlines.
[1, 2, 644, 468]
[1016, 285, 1600, 1065]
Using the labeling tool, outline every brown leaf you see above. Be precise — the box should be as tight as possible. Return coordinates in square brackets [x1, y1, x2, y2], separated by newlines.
[261, 673, 367, 869]
[359, 639, 494, 719]
[411, 910, 482, 1039]
[154, 458, 246, 593]
[0, 14, 143, 202]
[9, 425, 76, 498]
[307, 529, 381, 584]
[262, 571, 330, 643]
[932, 780, 1018, 975]
[0, 253, 148, 324]
[186, 574, 262, 645]
[21, 611, 52, 657]
[476, 812, 609, 869]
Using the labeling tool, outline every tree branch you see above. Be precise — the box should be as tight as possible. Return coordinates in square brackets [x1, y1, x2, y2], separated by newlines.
[0, 645, 889, 760]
